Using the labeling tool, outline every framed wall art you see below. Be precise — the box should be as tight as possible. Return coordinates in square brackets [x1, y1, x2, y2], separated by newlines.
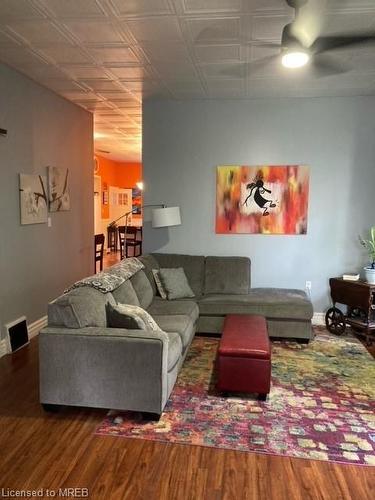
[19, 174, 48, 225]
[132, 188, 142, 215]
[48, 166, 70, 212]
[216, 165, 310, 235]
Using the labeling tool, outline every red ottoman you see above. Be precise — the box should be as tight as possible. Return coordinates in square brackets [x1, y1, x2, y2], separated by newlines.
[217, 314, 271, 400]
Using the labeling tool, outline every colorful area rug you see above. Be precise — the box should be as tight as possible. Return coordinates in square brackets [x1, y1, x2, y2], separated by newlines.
[96, 329, 375, 465]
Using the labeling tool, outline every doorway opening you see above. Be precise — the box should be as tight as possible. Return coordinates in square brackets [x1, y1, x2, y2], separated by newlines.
[93, 155, 143, 272]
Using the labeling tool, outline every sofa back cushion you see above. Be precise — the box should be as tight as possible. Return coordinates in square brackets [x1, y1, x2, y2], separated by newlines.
[204, 256, 251, 295]
[112, 279, 140, 306]
[130, 269, 154, 309]
[138, 254, 160, 295]
[151, 253, 205, 297]
[48, 287, 115, 328]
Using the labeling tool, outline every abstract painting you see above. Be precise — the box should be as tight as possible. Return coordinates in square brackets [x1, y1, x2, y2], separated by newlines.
[216, 165, 309, 234]
[132, 188, 142, 215]
[48, 166, 70, 212]
[19, 174, 48, 225]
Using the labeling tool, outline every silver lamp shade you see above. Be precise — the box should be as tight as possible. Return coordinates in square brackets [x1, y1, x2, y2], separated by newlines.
[152, 206, 181, 228]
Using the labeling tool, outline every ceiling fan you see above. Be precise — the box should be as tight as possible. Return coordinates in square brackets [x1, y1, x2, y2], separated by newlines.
[276, 0, 375, 73]
[219, 0, 375, 78]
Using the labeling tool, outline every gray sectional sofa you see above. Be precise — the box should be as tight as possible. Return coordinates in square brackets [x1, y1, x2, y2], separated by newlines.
[39, 253, 313, 416]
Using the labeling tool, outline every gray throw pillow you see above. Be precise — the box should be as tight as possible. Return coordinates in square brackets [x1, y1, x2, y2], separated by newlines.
[106, 303, 139, 329]
[152, 269, 167, 299]
[106, 302, 163, 332]
[159, 268, 195, 300]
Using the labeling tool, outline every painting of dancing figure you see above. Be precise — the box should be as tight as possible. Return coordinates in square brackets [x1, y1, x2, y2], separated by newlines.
[216, 165, 309, 235]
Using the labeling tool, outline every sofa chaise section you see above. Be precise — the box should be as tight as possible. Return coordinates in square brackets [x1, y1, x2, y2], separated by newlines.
[198, 288, 313, 339]
[150, 254, 313, 341]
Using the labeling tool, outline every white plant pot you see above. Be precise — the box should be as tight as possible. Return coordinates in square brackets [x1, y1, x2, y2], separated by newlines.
[364, 266, 375, 284]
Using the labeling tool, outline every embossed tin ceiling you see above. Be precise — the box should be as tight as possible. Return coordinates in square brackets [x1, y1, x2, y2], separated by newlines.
[0, 0, 374, 161]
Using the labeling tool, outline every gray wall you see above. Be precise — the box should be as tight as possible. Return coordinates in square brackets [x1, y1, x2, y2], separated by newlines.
[0, 64, 93, 340]
[143, 97, 375, 311]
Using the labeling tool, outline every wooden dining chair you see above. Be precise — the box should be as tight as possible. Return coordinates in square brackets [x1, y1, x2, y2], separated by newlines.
[118, 226, 142, 258]
[126, 226, 142, 258]
[94, 233, 105, 273]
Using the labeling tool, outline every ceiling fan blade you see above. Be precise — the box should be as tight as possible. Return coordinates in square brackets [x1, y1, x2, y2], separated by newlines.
[219, 55, 280, 78]
[286, 0, 308, 8]
[312, 34, 375, 54]
[308, 54, 349, 78]
[247, 54, 281, 76]
[218, 63, 248, 78]
[252, 42, 282, 49]
[290, 0, 328, 48]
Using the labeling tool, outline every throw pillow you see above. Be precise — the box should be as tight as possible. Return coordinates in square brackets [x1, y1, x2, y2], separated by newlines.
[158, 268, 195, 300]
[152, 269, 167, 299]
[106, 302, 163, 332]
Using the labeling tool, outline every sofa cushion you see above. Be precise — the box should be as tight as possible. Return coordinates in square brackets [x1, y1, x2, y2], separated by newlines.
[138, 254, 160, 295]
[112, 279, 140, 306]
[152, 253, 205, 297]
[166, 332, 183, 371]
[159, 268, 195, 300]
[48, 287, 115, 328]
[148, 298, 199, 324]
[199, 288, 313, 320]
[152, 314, 195, 349]
[130, 270, 154, 309]
[204, 256, 250, 295]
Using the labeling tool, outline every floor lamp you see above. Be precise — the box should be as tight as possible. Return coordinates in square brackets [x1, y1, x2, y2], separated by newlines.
[108, 204, 181, 257]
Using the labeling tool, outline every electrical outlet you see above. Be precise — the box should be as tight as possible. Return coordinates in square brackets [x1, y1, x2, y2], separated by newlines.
[47, 217, 52, 228]
[305, 281, 312, 290]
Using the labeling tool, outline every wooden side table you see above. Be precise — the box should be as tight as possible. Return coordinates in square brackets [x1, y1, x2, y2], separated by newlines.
[326, 277, 375, 344]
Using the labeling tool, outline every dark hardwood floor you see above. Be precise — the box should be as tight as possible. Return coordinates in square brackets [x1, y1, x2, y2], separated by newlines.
[103, 250, 122, 269]
[0, 336, 373, 500]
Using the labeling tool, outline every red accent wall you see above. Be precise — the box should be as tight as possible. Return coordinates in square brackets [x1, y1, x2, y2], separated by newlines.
[96, 155, 142, 219]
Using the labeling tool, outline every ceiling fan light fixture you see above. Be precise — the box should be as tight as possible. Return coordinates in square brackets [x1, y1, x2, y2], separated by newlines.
[282, 50, 310, 68]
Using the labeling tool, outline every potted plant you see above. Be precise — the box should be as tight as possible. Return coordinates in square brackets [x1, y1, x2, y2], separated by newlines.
[359, 226, 375, 284]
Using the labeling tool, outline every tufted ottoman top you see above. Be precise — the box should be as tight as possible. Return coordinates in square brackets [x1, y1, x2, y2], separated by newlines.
[218, 314, 270, 360]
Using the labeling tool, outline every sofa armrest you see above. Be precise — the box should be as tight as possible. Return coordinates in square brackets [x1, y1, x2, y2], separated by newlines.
[39, 326, 170, 413]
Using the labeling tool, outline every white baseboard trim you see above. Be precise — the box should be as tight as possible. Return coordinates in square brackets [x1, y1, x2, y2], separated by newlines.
[28, 315, 48, 339]
[0, 315, 47, 359]
[0, 338, 8, 358]
[312, 312, 325, 326]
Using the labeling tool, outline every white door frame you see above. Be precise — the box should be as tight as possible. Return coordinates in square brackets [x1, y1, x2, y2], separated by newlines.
[94, 175, 102, 236]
